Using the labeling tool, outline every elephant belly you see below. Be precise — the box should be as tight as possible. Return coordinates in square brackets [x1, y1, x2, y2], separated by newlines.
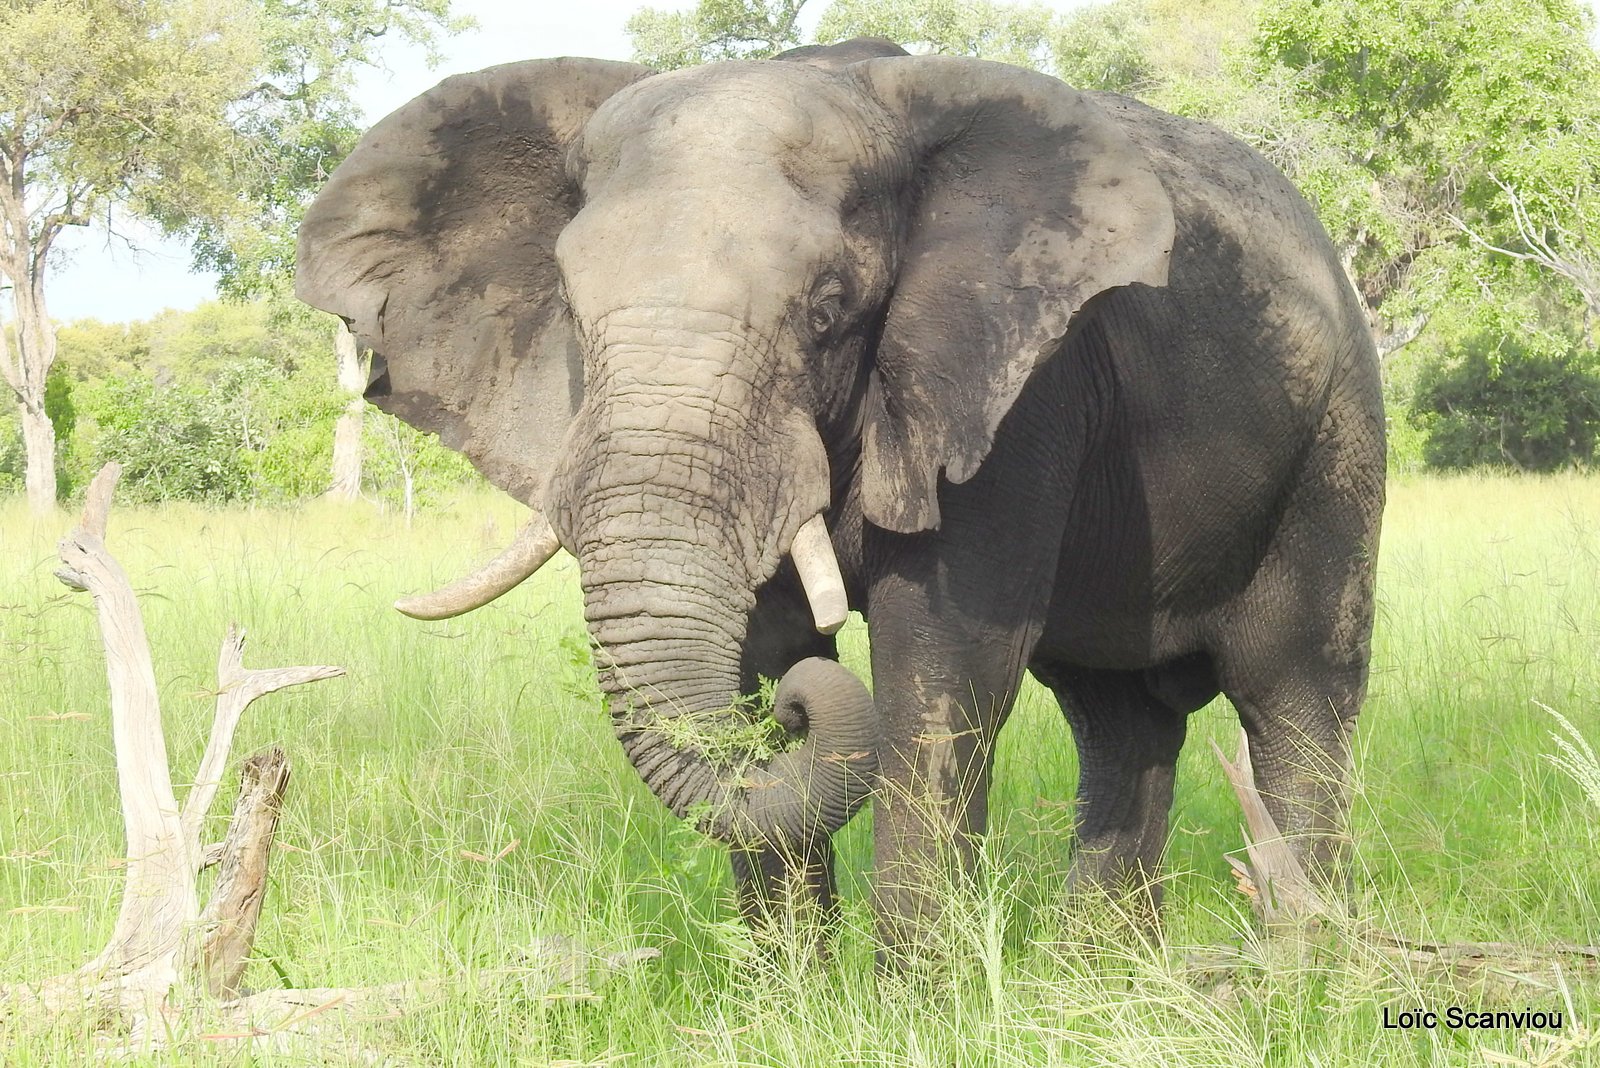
[1037, 513, 1220, 672]
[1034, 358, 1312, 669]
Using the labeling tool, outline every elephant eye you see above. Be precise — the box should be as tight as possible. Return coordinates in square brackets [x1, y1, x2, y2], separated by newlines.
[807, 276, 847, 338]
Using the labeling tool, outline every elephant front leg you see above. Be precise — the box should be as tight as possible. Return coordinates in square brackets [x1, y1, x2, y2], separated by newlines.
[730, 564, 842, 944]
[730, 840, 838, 949]
[865, 573, 1039, 965]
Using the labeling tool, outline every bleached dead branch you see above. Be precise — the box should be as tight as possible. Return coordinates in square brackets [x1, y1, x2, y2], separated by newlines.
[2, 463, 657, 1060]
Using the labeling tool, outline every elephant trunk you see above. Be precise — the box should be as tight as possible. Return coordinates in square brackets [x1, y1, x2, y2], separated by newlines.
[579, 491, 875, 849]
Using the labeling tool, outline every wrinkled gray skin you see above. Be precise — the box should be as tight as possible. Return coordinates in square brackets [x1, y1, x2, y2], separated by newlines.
[296, 38, 1385, 955]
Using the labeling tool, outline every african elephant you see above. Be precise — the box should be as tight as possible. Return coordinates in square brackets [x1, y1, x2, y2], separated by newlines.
[295, 37, 1385, 954]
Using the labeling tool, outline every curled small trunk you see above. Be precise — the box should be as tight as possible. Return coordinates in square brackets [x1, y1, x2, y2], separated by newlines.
[563, 319, 873, 849]
[583, 530, 875, 851]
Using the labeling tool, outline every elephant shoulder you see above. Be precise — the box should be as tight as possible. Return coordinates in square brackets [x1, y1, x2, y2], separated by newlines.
[1083, 91, 1361, 335]
[1082, 92, 1315, 234]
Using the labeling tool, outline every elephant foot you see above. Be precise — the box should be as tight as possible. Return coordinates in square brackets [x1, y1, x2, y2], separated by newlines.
[730, 842, 838, 962]
[1065, 849, 1169, 944]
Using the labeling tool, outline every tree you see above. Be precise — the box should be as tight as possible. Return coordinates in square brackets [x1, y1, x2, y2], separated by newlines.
[1046, 0, 1600, 368]
[1245, 0, 1600, 355]
[1450, 150, 1600, 345]
[192, 0, 467, 504]
[628, 0, 1064, 71]
[1051, 0, 1156, 92]
[363, 410, 477, 524]
[817, 0, 1056, 68]
[0, 0, 255, 511]
[327, 320, 367, 500]
[627, 0, 809, 69]
[0, 0, 461, 513]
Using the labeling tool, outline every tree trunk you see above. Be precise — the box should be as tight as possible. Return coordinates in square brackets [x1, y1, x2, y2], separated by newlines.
[3, 282, 59, 512]
[19, 397, 56, 513]
[327, 321, 365, 500]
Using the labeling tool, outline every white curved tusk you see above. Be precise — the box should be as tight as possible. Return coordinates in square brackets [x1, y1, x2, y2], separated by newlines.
[394, 515, 562, 620]
[791, 513, 848, 635]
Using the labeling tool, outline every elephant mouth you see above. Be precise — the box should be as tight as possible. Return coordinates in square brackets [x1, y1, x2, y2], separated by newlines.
[394, 510, 848, 632]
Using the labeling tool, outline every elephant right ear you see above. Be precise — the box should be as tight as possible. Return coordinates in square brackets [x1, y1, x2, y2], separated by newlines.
[296, 58, 653, 506]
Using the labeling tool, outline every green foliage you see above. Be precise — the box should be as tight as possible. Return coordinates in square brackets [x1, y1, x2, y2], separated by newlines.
[191, 0, 472, 297]
[78, 356, 350, 505]
[362, 410, 481, 516]
[0, 0, 265, 235]
[4, 298, 489, 507]
[29, 299, 391, 504]
[43, 362, 76, 496]
[817, 0, 1056, 68]
[0, 410, 20, 496]
[628, 0, 808, 70]
[143, 301, 322, 380]
[0, 355, 82, 498]
[54, 320, 153, 383]
[1247, 0, 1600, 315]
[647, 675, 794, 768]
[76, 372, 257, 504]
[1409, 332, 1600, 472]
[1051, 0, 1154, 91]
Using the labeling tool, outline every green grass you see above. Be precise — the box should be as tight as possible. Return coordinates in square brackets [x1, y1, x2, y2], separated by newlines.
[2, 474, 1598, 1065]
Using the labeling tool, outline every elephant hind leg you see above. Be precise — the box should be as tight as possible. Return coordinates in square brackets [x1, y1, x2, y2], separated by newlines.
[1213, 595, 1373, 892]
[1039, 656, 1216, 913]
[1212, 395, 1383, 891]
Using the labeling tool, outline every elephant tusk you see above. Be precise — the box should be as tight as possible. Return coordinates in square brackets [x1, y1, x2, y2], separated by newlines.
[791, 513, 848, 635]
[394, 515, 562, 620]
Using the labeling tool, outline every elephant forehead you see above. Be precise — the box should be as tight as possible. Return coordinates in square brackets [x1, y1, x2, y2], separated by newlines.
[584, 67, 863, 180]
[664, 87, 816, 152]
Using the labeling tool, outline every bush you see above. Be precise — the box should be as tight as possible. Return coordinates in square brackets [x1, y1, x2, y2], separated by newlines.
[78, 374, 256, 503]
[217, 358, 345, 500]
[72, 358, 346, 504]
[1410, 332, 1600, 471]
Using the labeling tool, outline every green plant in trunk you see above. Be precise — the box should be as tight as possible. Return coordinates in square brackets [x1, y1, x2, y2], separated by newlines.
[646, 676, 796, 769]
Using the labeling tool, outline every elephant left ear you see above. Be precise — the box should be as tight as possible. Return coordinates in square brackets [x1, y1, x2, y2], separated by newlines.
[850, 56, 1176, 533]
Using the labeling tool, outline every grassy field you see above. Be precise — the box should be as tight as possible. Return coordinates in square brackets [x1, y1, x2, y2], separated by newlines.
[2, 474, 1598, 1065]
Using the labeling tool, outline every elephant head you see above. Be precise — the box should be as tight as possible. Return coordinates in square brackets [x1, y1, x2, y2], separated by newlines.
[295, 41, 1174, 851]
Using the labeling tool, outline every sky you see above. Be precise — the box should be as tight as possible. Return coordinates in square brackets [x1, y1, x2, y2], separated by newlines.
[43, 0, 661, 324]
[33, 0, 1600, 325]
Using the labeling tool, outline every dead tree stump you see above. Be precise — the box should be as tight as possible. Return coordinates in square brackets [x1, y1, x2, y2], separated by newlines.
[1, 463, 657, 1059]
